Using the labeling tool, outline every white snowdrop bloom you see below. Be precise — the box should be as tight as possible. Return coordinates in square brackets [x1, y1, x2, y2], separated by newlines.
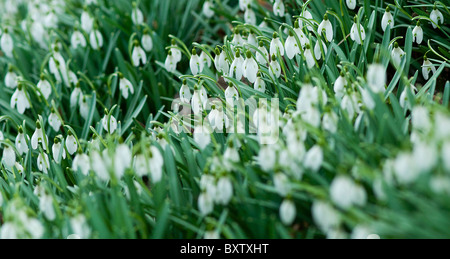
[248, 33, 258, 49]
[304, 145, 323, 172]
[214, 48, 229, 74]
[200, 51, 212, 69]
[179, 80, 192, 103]
[91, 150, 110, 181]
[243, 50, 258, 83]
[10, 85, 31, 114]
[89, 29, 103, 50]
[304, 45, 315, 68]
[0, 223, 18, 239]
[285, 31, 300, 59]
[79, 96, 89, 120]
[37, 76, 52, 99]
[231, 30, 245, 48]
[134, 154, 148, 177]
[391, 42, 405, 67]
[225, 84, 239, 106]
[70, 85, 82, 109]
[346, 0, 356, 10]
[280, 199, 296, 225]
[44, 11, 58, 29]
[0, 28, 14, 58]
[30, 21, 47, 49]
[102, 114, 118, 134]
[258, 145, 276, 171]
[216, 177, 233, 205]
[330, 175, 365, 209]
[201, 174, 217, 198]
[254, 75, 266, 93]
[71, 28, 86, 49]
[224, 144, 240, 166]
[239, 0, 251, 11]
[301, 105, 321, 128]
[273, 0, 285, 17]
[360, 87, 376, 109]
[399, 84, 417, 110]
[70, 215, 91, 239]
[31, 121, 48, 150]
[322, 110, 338, 133]
[350, 20, 366, 44]
[340, 92, 359, 119]
[430, 175, 450, 195]
[256, 42, 269, 65]
[52, 139, 66, 164]
[194, 125, 211, 150]
[430, 7, 444, 29]
[114, 143, 132, 178]
[198, 192, 214, 216]
[413, 141, 437, 174]
[141, 30, 153, 52]
[334, 72, 347, 99]
[169, 41, 182, 63]
[318, 14, 333, 42]
[190, 49, 204, 75]
[434, 112, 450, 141]
[229, 50, 245, 80]
[411, 106, 431, 134]
[269, 55, 281, 79]
[274, 172, 290, 197]
[39, 191, 55, 221]
[381, 7, 394, 31]
[5, 68, 17, 89]
[367, 63, 386, 93]
[412, 22, 423, 44]
[37, 152, 50, 174]
[165, 51, 177, 73]
[202, 0, 215, 18]
[48, 112, 61, 132]
[119, 74, 134, 99]
[297, 84, 326, 113]
[270, 32, 284, 57]
[312, 200, 340, 233]
[81, 10, 94, 33]
[422, 56, 437, 80]
[293, 19, 309, 47]
[191, 87, 204, 114]
[66, 132, 78, 155]
[15, 128, 28, 156]
[393, 152, 419, 185]
[244, 6, 256, 25]
[299, 9, 314, 31]
[314, 40, 327, 60]
[131, 42, 147, 67]
[149, 146, 164, 183]
[2, 145, 16, 169]
[131, 5, 144, 25]
[209, 106, 227, 131]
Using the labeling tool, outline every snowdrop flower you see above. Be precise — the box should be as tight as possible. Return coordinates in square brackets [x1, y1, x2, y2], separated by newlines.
[413, 141, 438, 174]
[10, 84, 31, 114]
[209, 104, 228, 131]
[258, 145, 276, 171]
[114, 143, 132, 178]
[225, 82, 239, 106]
[52, 138, 66, 164]
[314, 40, 327, 60]
[430, 6, 444, 29]
[330, 175, 367, 209]
[280, 199, 296, 225]
[269, 54, 281, 79]
[198, 192, 214, 216]
[37, 75, 52, 99]
[73, 150, 91, 176]
[214, 47, 229, 74]
[149, 146, 164, 183]
[216, 176, 233, 205]
[31, 121, 48, 150]
[70, 215, 91, 239]
[239, 0, 251, 11]
[231, 29, 245, 48]
[293, 19, 309, 48]
[191, 86, 204, 114]
[334, 71, 347, 99]
[350, 17, 366, 44]
[322, 110, 338, 133]
[0, 28, 14, 58]
[303, 145, 323, 172]
[79, 96, 89, 120]
[422, 56, 437, 80]
[179, 80, 192, 103]
[391, 42, 405, 67]
[119, 73, 134, 99]
[90, 150, 110, 181]
[381, 6, 394, 31]
[254, 73, 266, 93]
[285, 30, 300, 59]
[399, 84, 416, 110]
[393, 152, 419, 185]
[66, 132, 78, 155]
[2, 144, 16, 169]
[48, 110, 62, 132]
[81, 9, 94, 33]
[223, 142, 240, 167]
[202, 0, 215, 18]
[89, 26, 103, 50]
[270, 32, 284, 57]
[131, 40, 147, 67]
[71, 27, 86, 48]
[273, 0, 285, 17]
[229, 50, 244, 80]
[201, 174, 217, 198]
[318, 14, 333, 42]
[165, 50, 177, 73]
[411, 106, 431, 134]
[256, 41, 269, 66]
[169, 40, 182, 64]
[131, 3, 144, 25]
[190, 48, 204, 75]
[274, 173, 290, 197]
[243, 50, 258, 83]
[194, 125, 211, 150]
[141, 29, 153, 52]
[37, 188, 55, 221]
[37, 152, 50, 174]
[346, 0, 356, 10]
[15, 127, 28, 156]
[200, 50, 211, 68]
[304, 44, 315, 68]
[367, 62, 386, 93]
[102, 113, 118, 134]
[412, 21, 423, 44]
[70, 84, 82, 109]
[5, 66, 17, 89]
[244, 6, 256, 25]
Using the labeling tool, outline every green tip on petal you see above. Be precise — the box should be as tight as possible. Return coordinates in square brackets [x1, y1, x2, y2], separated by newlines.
[259, 41, 264, 47]
[246, 50, 252, 58]
[323, 14, 328, 20]
[394, 42, 399, 48]
[183, 79, 187, 85]
[272, 32, 278, 39]
[192, 48, 197, 55]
